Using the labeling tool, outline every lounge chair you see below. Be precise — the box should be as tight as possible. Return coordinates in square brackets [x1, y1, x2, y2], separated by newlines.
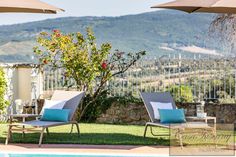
[5, 90, 85, 147]
[140, 92, 177, 137]
[140, 92, 216, 147]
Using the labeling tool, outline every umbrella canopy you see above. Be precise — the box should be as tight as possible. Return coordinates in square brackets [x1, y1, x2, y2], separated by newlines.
[0, 0, 64, 14]
[151, 0, 236, 14]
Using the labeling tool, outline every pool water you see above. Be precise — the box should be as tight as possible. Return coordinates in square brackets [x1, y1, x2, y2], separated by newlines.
[0, 154, 160, 157]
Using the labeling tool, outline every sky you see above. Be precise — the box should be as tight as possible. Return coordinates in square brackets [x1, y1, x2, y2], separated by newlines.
[0, 0, 169, 25]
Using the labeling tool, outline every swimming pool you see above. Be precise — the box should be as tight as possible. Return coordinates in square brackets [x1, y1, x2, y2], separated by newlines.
[0, 154, 160, 157]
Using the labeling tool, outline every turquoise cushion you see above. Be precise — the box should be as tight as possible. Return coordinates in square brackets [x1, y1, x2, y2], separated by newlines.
[41, 109, 70, 122]
[158, 109, 186, 124]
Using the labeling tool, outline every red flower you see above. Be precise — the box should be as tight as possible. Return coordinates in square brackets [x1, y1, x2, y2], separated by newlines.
[56, 33, 61, 38]
[43, 59, 48, 64]
[101, 62, 107, 70]
[53, 29, 60, 33]
[53, 30, 61, 37]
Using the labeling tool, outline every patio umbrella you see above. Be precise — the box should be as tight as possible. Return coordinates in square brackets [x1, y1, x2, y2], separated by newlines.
[151, 0, 236, 14]
[0, 0, 63, 14]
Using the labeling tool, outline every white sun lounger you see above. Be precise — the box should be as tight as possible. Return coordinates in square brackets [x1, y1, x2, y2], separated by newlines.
[140, 92, 216, 147]
[5, 90, 85, 147]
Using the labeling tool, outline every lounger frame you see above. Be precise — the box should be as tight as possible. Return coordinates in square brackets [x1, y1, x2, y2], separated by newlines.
[140, 92, 216, 148]
[5, 90, 85, 147]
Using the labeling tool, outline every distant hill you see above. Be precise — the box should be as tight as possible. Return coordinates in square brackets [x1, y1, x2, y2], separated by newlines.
[0, 10, 220, 63]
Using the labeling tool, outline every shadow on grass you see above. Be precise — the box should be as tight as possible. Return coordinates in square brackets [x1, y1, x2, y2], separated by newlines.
[0, 132, 169, 146]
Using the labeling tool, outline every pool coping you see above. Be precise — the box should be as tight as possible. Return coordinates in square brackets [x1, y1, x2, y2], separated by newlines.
[0, 144, 169, 156]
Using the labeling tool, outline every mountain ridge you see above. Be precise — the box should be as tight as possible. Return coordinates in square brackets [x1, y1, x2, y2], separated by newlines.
[0, 10, 221, 62]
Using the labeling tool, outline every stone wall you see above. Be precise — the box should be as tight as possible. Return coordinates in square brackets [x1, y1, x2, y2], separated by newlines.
[96, 102, 149, 125]
[96, 102, 236, 127]
[176, 103, 236, 124]
[26, 98, 236, 127]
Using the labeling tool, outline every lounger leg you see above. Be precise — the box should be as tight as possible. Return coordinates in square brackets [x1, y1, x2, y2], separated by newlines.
[22, 126, 25, 138]
[22, 117, 26, 138]
[39, 127, 45, 147]
[5, 125, 12, 145]
[75, 123, 80, 136]
[150, 126, 156, 136]
[70, 124, 74, 134]
[46, 128, 49, 135]
[178, 129, 183, 149]
[144, 124, 149, 137]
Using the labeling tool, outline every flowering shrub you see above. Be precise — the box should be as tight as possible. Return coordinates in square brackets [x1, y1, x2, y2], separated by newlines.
[34, 28, 146, 120]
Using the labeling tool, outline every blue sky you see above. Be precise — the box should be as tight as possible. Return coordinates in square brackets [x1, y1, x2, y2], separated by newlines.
[0, 0, 169, 25]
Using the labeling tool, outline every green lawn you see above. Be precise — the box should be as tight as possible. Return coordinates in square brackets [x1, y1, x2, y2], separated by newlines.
[0, 123, 169, 145]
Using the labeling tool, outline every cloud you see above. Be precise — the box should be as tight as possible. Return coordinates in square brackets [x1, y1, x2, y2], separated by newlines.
[159, 46, 174, 51]
[178, 45, 223, 56]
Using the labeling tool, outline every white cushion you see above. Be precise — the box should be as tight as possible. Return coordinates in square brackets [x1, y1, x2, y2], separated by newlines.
[150, 102, 173, 119]
[40, 99, 67, 115]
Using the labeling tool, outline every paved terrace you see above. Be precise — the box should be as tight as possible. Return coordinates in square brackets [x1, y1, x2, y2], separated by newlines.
[0, 144, 168, 156]
[1, 144, 235, 156]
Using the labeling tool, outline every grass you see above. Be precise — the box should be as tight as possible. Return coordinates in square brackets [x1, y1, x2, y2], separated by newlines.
[0, 123, 169, 145]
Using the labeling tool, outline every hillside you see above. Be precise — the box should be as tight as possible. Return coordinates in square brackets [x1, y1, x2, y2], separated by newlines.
[0, 10, 220, 62]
